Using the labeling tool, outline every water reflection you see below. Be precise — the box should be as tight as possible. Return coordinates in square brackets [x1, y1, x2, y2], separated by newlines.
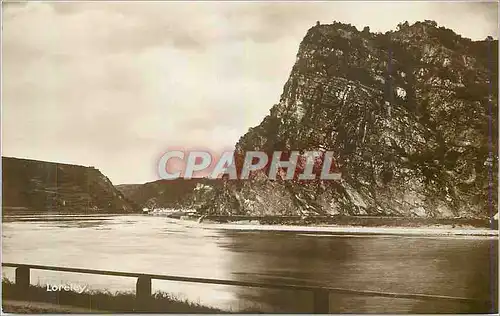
[2, 215, 498, 313]
[223, 230, 498, 313]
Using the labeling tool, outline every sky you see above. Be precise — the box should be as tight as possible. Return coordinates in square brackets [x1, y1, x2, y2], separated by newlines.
[2, 1, 498, 184]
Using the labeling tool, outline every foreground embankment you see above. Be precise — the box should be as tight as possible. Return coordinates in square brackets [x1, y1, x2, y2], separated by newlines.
[1, 280, 226, 313]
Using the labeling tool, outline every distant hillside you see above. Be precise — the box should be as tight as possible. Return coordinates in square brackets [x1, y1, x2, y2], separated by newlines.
[116, 179, 223, 210]
[2, 157, 140, 214]
[114, 184, 142, 199]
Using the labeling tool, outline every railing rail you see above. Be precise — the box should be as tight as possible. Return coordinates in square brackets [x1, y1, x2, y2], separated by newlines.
[1, 262, 491, 313]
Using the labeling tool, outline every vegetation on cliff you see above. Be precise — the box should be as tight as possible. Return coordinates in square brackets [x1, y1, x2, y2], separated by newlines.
[2, 157, 139, 214]
[118, 21, 497, 219]
[200, 21, 498, 218]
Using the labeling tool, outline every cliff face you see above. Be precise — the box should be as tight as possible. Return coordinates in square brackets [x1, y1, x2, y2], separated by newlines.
[2, 157, 139, 214]
[200, 21, 498, 218]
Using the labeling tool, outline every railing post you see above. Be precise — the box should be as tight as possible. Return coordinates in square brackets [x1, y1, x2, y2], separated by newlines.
[136, 275, 152, 312]
[15, 267, 30, 297]
[313, 289, 330, 314]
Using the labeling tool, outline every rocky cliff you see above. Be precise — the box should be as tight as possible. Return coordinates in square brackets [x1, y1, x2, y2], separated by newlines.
[198, 21, 498, 219]
[2, 157, 139, 214]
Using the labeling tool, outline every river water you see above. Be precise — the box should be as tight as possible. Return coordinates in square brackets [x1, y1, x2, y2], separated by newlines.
[2, 215, 498, 313]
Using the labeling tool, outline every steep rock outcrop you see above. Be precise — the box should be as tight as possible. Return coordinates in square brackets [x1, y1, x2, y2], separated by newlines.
[200, 21, 498, 218]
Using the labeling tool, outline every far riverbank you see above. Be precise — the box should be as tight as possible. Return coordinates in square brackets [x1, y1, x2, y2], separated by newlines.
[159, 214, 498, 237]
[189, 221, 498, 237]
[2, 212, 497, 237]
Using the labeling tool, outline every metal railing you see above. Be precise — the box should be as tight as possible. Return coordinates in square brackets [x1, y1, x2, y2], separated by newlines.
[1, 262, 491, 313]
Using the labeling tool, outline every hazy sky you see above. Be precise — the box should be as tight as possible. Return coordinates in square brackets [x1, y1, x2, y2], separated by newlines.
[2, 1, 498, 184]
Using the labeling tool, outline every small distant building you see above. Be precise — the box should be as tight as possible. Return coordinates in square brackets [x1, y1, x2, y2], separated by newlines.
[491, 213, 498, 230]
[142, 208, 150, 214]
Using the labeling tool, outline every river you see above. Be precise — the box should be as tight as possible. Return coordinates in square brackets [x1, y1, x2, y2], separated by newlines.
[2, 214, 498, 313]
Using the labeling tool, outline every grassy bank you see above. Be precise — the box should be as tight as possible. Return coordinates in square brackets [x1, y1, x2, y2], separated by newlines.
[2, 279, 225, 313]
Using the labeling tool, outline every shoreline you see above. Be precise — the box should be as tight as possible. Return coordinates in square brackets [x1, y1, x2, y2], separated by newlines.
[182, 221, 499, 237]
[3, 213, 497, 237]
